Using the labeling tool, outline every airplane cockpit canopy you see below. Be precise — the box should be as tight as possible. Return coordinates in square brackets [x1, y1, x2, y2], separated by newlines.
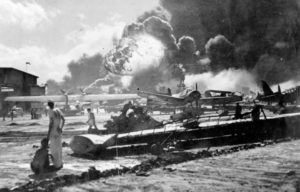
[178, 88, 194, 98]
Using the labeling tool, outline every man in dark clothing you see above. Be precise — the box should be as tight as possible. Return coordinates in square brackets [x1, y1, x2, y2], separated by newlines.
[10, 109, 14, 121]
[31, 138, 55, 177]
[31, 109, 34, 119]
[251, 104, 261, 122]
[3, 108, 6, 121]
[235, 103, 242, 119]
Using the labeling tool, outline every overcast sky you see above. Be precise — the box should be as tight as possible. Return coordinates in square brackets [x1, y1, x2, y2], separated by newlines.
[0, 0, 159, 84]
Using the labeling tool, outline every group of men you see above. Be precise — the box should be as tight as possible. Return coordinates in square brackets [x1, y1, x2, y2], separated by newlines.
[235, 102, 264, 121]
[31, 101, 99, 177]
[31, 101, 65, 177]
[2, 108, 15, 121]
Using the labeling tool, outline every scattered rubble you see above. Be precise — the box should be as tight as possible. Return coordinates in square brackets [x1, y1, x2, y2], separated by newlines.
[104, 103, 161, 133]
[66, 122, 86, 126]
[27, 123, 41, 126]
[62, 141, 68, 148]
[286, 170, 296, 177]
[4, 140, 293, 192]
[7, 123, 19, 126]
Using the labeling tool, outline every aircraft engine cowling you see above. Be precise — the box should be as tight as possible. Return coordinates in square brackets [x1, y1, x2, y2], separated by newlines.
[190, 91, 201, 100]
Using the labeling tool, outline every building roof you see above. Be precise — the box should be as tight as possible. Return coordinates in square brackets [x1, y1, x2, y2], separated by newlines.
[0, 67, 38, 78]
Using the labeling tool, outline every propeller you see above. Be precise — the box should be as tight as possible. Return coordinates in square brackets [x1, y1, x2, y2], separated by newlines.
[81, 87, 92, 95]
[61, 89, 73, 106]
[61, 89, 73, 95]
[191, 91, 201, 108]
[195, 83, 200, 107]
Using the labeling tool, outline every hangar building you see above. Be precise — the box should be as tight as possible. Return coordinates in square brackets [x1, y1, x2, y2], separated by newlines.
[0, 67, 45, 116]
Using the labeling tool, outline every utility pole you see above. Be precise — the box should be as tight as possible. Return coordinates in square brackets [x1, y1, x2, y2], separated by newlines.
[25, 62, 30, 72]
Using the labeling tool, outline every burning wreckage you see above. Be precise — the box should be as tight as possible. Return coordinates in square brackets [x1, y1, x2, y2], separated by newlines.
[69, 99, 300, 157]
[61, 14, 300, 157]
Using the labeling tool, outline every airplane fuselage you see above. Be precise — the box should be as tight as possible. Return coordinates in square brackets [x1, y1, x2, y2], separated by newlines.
[200, 95, 243, 105]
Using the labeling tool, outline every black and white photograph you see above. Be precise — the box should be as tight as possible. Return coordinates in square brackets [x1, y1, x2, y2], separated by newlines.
[0, 0, 300, 191]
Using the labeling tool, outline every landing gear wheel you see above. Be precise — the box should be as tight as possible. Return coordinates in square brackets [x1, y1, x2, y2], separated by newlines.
[150, 143, 163, 155]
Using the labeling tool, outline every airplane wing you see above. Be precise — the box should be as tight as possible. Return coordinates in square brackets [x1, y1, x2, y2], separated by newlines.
[200, 96, 243, 104]
[137, 90, 184, 105]
[78, 94, 140, 101]
[204, 90, 233, 98]
[205, 90, 233, 94]
[4, 94, 140, 103]
[4, 95, 80, 102]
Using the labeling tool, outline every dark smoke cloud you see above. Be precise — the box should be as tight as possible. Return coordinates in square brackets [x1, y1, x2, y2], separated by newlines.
[205, 35, 236, 71]
[46, 53, 106, 94]
[104, 16, 192, 92]
[175, 36, 200, 65]
[137, 6, 170, 23]
[143, 16, 178, 50]
[67, 53, 106, 86]
[45, 79, 61, 95]
[122, 23, 145, 37]
[161, 0, 300, 84]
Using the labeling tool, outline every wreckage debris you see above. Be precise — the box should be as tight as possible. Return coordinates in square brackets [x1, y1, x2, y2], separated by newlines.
[4, 139, 295, 192]
[66, 122, 86, 126]
[103, 103, 161, 134]
[27, 123, 41, 126]
[150, 143, 163, 155]
[286, 170, 296, 176]
[62, 141, 68, 147]
[7, 123, 19, 126]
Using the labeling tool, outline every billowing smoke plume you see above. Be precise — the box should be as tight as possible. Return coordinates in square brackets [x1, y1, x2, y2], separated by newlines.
[160, 0, 300, 84]
[99, 16, 191, 92]
[159, 69, 258, 94]
[176, 36, 200, 65]
[185, 69, 258, 93]
[137, 6, 170, 23]
[46, 53, 106, 94]
[205, 35, 236, 72]
[47, 0, 300, 95]
[270, 80, 300, 92]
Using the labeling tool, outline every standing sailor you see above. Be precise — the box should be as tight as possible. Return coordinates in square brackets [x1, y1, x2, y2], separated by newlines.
[47, 100, 65, 170]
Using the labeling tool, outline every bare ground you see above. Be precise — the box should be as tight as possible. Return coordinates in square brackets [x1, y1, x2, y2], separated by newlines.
[58, 140, 300, 192]
[0, 111, 300, 191]
[0, 111, 168, 189]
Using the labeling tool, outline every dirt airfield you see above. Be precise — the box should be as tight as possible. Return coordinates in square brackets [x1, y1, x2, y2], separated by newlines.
[0, 110, 300, 192]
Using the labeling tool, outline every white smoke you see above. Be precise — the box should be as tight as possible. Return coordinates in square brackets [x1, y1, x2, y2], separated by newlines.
[158, 69, 258, 94]
[185, 69, 258, 94]
[120, 75, 133, 88]
[270, 80, 300, 92]
[157, 79, 179, 93]
[185, 69, 258, 92]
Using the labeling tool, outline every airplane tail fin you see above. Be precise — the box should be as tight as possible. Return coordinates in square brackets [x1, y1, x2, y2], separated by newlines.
[261, 80, 274, 96]
[277, 85, 285, 106]
[167, 88, 172, 96]
[278, 85, 282, 95]
[256, 92, 262, 99]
